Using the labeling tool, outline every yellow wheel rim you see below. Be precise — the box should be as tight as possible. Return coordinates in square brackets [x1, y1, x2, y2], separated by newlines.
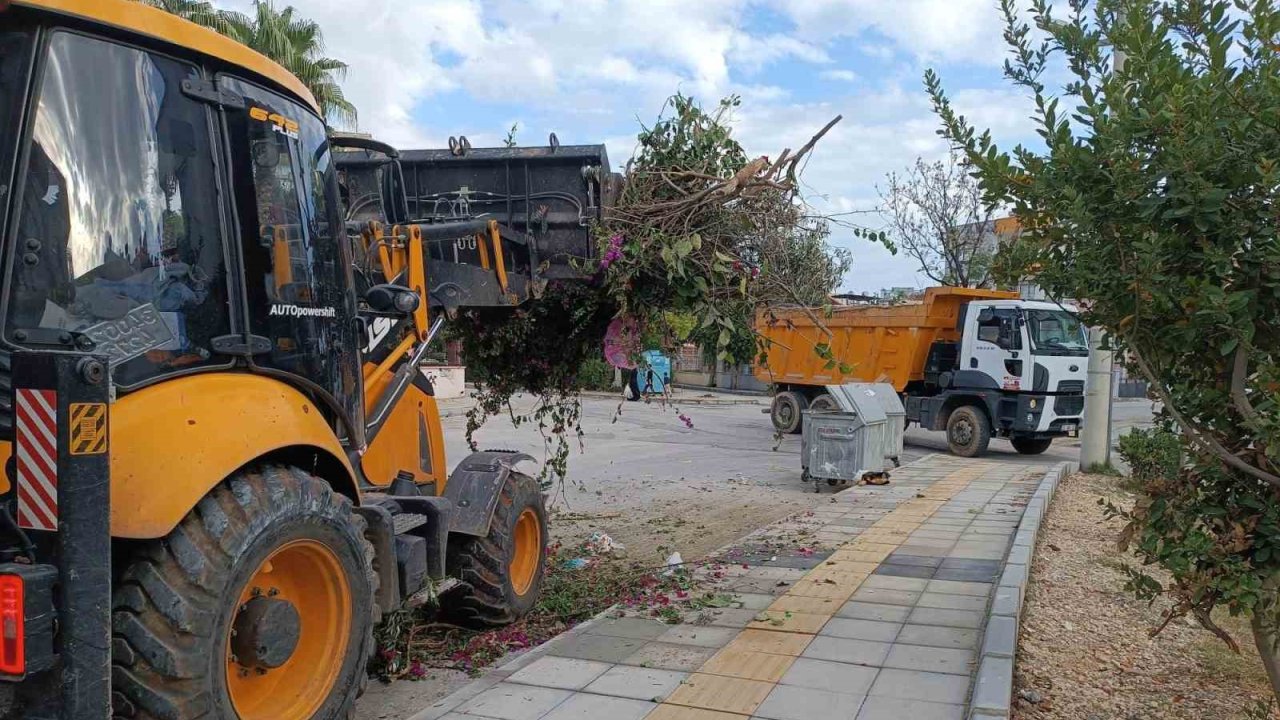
[510, 509, 541, 597]
[226, 539, 352, 720]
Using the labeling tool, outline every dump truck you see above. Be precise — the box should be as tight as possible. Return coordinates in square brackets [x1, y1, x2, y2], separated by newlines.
[0, 2, 610, 718]
[757, 287, 1089, 457]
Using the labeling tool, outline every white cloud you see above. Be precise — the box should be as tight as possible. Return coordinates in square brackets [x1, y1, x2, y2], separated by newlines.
[820, 69, 859, 82]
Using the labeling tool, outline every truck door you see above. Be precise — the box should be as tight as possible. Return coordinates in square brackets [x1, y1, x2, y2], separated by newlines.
[961, 306, 1027, 391]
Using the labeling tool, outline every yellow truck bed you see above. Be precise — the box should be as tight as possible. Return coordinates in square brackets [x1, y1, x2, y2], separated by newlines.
[755, 287, 1019, 392]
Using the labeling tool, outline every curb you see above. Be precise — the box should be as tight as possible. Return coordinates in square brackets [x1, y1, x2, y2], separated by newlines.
[967, 460, 1078, 720]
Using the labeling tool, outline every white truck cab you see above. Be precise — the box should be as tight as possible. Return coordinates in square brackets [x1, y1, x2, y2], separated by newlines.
[910, 299, 1089, 456]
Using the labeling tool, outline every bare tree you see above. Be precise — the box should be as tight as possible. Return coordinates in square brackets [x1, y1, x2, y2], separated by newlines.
[879, 151, 998, 288]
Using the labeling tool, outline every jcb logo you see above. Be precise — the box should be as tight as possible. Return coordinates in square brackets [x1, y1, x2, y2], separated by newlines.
[249, 107, 300, 138]
[364, 317, 394, 355]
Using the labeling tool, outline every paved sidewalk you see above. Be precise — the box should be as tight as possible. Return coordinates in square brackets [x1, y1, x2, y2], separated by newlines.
[414, 455, 1063, 720]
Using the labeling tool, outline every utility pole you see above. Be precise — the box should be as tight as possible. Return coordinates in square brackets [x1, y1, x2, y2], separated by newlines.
[1081, 8, 1124, 469]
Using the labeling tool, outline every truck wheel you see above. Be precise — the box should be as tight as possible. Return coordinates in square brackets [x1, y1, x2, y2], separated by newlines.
[808, 393, 838, 413]
[111, 467, 377, 720]
[443, 472, 548, 627]
[771, 391, 806, 434]
[1011, 437, 1053, 455]
[946, 405, 991, 457]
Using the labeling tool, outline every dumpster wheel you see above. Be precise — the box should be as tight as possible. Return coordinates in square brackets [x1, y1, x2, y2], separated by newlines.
[442, 472, 547, 627]
[111, 466, 377, 720]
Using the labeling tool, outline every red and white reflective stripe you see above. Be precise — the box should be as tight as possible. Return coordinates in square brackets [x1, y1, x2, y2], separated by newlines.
[15, 389, 58, 531]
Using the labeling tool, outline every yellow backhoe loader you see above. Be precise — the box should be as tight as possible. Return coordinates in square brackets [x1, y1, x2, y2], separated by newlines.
[0, 2, 610, 718]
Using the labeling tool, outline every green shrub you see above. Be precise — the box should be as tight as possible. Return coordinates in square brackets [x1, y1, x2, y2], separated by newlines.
[576, 357, 615, 392]
[1117, 427, 1182, 484]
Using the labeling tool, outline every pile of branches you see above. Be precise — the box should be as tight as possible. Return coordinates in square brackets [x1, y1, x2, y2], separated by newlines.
[452, 94, 843, 485]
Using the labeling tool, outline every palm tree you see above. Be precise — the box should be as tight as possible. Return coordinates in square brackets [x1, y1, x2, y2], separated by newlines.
[140, 0, 240, 36]
[223, 2, 358, 128]
[139, 0, 357, 128]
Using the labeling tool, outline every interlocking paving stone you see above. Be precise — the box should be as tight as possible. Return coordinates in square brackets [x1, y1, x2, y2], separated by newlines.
[702, 607, 760, 629]
[507, 657, 612, 690]
[585, 617, 673, 640]
[836, 601, 913, 623]
[874, 563, 936, 579]
[583, 665, 688, 701]
[656, 625, 742, 649]
[754, 684, 867, 720]
[819, 618, 902, 643]
[778, 657, 879, 696]
[722, 628, 813, 656]
[540, 692, 656, 720]
[728, 593, 777, 610]
[894, 624, 980, 650]
[457, 683, 573, 720]
[883, 552, 943, 568]
[620, 642, 719, 671]
[925, 579, 992, 597]
[802, 636, 893, 666]
[849, 587, 920, 606]
[883, 644, 975, 675]
[915, 592, 989, 611]
[933, 566, 1000, 582]
[700, 648, 796, 682]
[548, 633, 648, 663]
[861, 574, 929, 592]
[868, 668, 971, 704]
[856, 696, 965, 720]
[646, 706, 745, 720]
[907, 606, 986, 630]
[665, 672, 774, 715]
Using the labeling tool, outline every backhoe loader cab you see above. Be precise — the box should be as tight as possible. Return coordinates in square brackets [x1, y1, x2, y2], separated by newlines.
[0, 3, 563, 718]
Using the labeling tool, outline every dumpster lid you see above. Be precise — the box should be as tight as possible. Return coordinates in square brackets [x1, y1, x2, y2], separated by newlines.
[824, 384, 889, 423]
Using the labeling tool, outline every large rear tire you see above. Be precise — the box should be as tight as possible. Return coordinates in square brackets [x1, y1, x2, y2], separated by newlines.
[771, 391, 806, 434]
[1011, 436, 1053, 455]
[946, 405, 991, 458]
[443, 472, 548, 627]
[111, 466, 377, 720]
[808, 393, 839, 413]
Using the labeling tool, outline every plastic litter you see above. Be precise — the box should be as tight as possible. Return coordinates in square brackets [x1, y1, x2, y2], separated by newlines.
[585, 531, 624, 555]
[562, 558, 591, 570]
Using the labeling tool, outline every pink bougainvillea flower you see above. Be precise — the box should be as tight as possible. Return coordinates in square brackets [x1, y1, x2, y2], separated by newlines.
[604, 316, 642, 369]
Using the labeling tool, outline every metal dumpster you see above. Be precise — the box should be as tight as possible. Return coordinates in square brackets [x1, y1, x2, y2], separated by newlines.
[801, 395, 889, 489]
[832, 382, 907, 466]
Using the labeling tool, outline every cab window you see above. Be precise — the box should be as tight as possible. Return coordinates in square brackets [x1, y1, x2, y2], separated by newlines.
[5, 32, 230, 386]
[976, 308, 1021, 350]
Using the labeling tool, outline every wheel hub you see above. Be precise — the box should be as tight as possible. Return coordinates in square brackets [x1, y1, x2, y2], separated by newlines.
[231, 595, 301, 670]
[953, 420, 973, 445]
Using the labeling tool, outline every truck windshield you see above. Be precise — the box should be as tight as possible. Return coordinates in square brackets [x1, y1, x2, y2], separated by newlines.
[1025, 309, 1088, 356]
[6, 32, 230, 387]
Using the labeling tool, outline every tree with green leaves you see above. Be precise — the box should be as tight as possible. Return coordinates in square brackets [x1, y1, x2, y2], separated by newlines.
[928, 0, 1280, 701]
[223, 2, 356, 127]
[141, 0, 356, 127]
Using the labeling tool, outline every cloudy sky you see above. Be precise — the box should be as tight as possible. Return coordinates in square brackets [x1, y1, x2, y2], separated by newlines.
[222, 0, 1041, 292]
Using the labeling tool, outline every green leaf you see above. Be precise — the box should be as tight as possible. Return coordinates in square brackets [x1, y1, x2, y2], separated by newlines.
[1220, 337, 1239, 355]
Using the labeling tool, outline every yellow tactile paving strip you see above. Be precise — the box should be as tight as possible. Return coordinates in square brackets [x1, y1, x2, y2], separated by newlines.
[657, 466, 986, 718]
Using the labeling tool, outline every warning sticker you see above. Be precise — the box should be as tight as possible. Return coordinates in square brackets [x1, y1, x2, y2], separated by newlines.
[69, 403, 107, 455]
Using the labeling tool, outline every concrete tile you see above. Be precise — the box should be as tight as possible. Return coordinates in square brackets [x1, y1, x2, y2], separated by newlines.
[932, 566, 1001, 583]
[728, 593, 777, 610]
[971, 656, 1014, 714]
[778, 657, 879, 696]
[540, 693, 655, 720]
[621, 642, 718, 672]
[587, 617, 673, 640]
[868, 667, 971, 704]
[925, 579, 992, 597]
[856, 697, 964, 720]
[802, 636, 892, 667]
[820, 618, 902, 643]
[655, 625, 740, 649]
[702, 608, 759, 629]
[549, 634, 648, 663]
[788, 579, 858, 600]
[748, 611, 829, 634]
[981, 615, 1017, 659]
[644, 706, 744, 720]
[722, 576, 795, 595]
[915, 592, 988, 611]
[894, 544, 954, 557]
[875, 563, 936, 579]
[700, 648, 795, 682]
[584, 665, 688, 702]
[754, 684, 867, 720]
[508, 657, 612, 690]
[722, 628, 813, 656]
[665, 673, 774, 715]
[938, 558, 1002, 572]
[883, 644, 975, 675]
[895, 624, 979, 650]
[767, 595, 843, 616]
[850, 587, 919, 606]
[836, 601, 912, 623]
[458, 683, 572, 720]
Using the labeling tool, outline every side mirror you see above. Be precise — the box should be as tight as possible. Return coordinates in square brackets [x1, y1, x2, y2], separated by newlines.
[366, 284, 420, 314]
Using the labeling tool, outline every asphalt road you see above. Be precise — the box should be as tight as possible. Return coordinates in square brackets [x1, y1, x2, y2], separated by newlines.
[437, 393, 1157, 499]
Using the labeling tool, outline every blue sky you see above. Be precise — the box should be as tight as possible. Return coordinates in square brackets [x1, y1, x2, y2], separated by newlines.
[224, 0, 1042, 291]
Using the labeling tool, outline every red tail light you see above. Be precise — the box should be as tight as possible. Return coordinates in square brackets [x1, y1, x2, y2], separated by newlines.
[0, 574, 25, 676]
